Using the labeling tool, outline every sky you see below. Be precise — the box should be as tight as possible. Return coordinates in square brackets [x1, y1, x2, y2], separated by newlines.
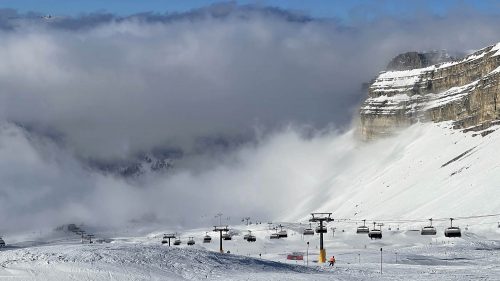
[1, 0, 500, 20]
[0, 1, 500, 232]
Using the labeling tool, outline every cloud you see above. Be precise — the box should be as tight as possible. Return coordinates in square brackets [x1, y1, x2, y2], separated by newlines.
[0, 3, 500, 231]
[1, 4, 500, 160]
[0, 121, 345, 231]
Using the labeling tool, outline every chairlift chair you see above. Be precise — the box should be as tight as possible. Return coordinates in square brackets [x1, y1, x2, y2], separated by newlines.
[187, 237, 195, 246]
[244, 230, 255, 241]
[173, 238, 181, 245]
[276, 224, 288, 238]
[445, 227, 462, 238]
[247, 235, 257, 242]
[278, 230, 288, 238]
[303, 229, 315, 235]
[0, 237, 5, 247]
[357, 226, 369, 233]
[421, 226, 437, 235]
[315, 225, 327, 234]
[203, 233, 212, 243]
[368, 222, 382, 239]
[368, 229, 382, 239]
[444, 218, 461, 238]
[421, 219, 437, 235]
[222, 232, 232, 240]
[356, 220, 369, 234]
[303, 224, 315, 236]
[270, 233, 280, 239]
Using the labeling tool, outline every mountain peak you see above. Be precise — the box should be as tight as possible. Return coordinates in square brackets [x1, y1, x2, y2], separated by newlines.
[386, 50, 455, 71]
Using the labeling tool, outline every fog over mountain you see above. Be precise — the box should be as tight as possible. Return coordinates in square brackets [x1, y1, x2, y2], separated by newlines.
[1, 3, 500, 231]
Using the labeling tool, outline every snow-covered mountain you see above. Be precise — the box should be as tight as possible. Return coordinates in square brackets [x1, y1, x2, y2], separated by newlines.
[360, 42, 500, 140]
[288, 42, 500, 227]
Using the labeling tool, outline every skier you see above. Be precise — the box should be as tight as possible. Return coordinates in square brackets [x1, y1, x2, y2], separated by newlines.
[329, 256, 336, 266]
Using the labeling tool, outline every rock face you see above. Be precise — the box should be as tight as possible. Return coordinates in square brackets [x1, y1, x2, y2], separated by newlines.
[386, 50, 454, 71]
[360, 42, 500, 139]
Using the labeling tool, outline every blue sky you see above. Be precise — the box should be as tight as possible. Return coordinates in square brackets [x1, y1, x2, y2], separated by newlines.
[1, 0, 499, 20]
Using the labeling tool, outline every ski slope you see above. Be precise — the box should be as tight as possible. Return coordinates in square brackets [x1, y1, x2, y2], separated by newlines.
[1, 222, 499, 280]
[286, 121, 500, 231]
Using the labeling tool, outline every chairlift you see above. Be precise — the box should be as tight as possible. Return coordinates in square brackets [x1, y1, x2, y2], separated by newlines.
[356, 220, 369, 234]
[203, 232, 212, 243]
[315, 225, 327, 234]
[0, 237, 5, 247]
[368, 229, 382, 239]
[368, 222, 382, 239]
[444, 218, 461, 238]
[270, 233, 280, 239]
[278, 229, 288, 238]
[274, 224, 287, 238]
[187, 237, 195, 246]
[243, 230, 256, 241]
[222, 231, 232, 240]
[421, 218, 437, 235]
[303, 223, 315, 235]
[173, 238, 181, 245]
[247, 235, 257, 242]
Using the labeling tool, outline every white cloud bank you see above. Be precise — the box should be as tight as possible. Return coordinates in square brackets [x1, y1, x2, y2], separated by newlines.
[1, 4, 500, 231]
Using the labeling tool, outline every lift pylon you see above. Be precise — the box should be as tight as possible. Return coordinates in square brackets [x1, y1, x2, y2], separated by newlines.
[162, 233, 176, 246]
[309, 212, 334, 263]
[213, 225, 229, 253]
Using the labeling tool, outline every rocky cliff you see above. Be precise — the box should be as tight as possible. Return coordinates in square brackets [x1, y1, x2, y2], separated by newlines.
[386, 50, 454, 71]
[360, 42, 500, 139]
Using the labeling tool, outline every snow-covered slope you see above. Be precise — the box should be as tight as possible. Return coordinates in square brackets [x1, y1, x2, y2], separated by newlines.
[285, 121, 500, 231]
[1, 222, 499, 281]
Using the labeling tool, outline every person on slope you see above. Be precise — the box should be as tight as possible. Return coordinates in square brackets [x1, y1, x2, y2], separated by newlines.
[329, 256, 336, 266]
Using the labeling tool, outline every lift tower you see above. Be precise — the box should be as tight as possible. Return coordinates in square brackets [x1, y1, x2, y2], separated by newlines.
[310, 212, 334, 263]
[163, 233, 176, 246]
[213, 225, 229, 253]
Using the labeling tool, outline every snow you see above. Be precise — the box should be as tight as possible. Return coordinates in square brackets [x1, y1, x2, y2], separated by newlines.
[490, 66, 500, 75]
[361, 93, 424, 115]
[370, 93, 411, 102]
[370, 67, 433, 93]
[1, 122, 500, 280]
[491, 42, 500, 57]
[424, 80, 479, 110]
[1, 221, 500, 280]
[301, 122, 500, 227]
[436, 51, 486, 69]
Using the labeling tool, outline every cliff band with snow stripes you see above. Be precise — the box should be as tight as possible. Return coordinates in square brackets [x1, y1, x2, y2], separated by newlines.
[360, 42, 500, 139]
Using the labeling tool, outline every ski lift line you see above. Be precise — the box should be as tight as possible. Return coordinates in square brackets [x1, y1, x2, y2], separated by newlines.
[230, 213, 500, 232]
[336, 213, 500, 223]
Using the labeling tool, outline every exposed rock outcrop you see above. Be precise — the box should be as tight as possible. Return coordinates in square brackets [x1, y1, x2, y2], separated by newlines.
[386, 50, 454, 71]
[360, 42, 500, 139]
